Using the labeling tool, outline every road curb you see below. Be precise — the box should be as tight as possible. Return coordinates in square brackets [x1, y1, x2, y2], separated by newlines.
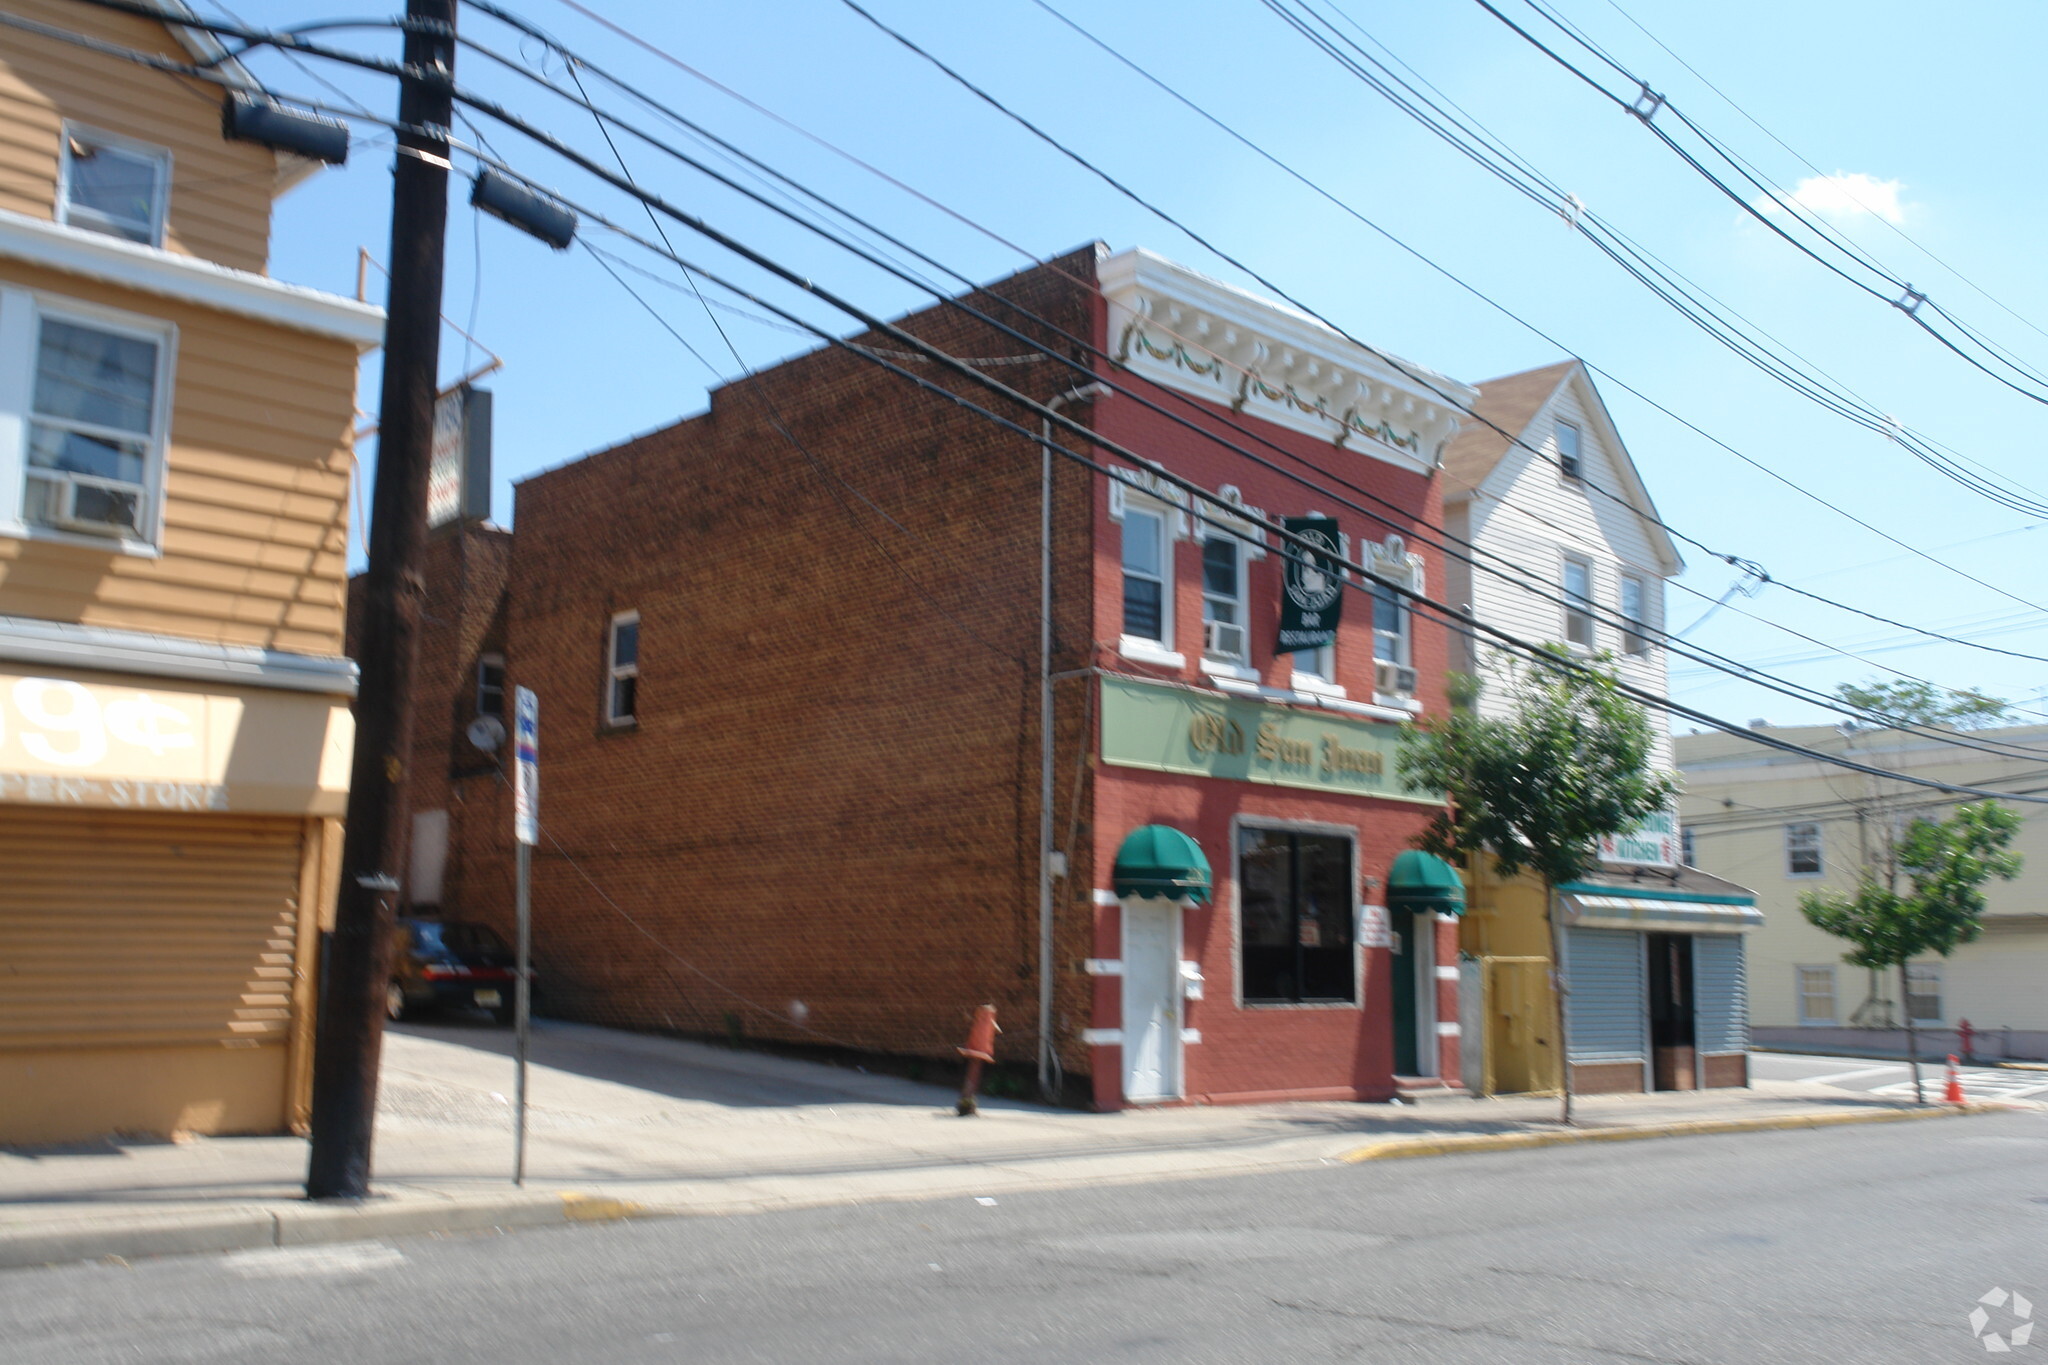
[1340, 1102, 1997, 1164]
[0, 1190, 652, 1270]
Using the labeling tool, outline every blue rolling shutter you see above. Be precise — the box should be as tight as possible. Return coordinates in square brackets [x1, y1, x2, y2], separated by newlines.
[1565, 927, 1645, 1066]
[1692, 935, 1748, 1056]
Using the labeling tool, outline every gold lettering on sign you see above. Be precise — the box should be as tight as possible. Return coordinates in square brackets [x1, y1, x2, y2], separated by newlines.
[1255, 722, 1313, 769]
[1188, 713, 1244, 755]
[1319, 733, 1384, 781]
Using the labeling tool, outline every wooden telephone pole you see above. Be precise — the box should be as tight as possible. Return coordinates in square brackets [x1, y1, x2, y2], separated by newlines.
[306, 0, 456, 1200]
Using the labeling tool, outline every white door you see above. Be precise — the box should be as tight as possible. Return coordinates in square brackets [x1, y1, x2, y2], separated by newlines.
[1121, 899, 1182, 1102]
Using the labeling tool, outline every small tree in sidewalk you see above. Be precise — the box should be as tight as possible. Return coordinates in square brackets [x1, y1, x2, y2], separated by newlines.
[1398, 653, 1678, 1124]
[1800, 801, 2022, 1102]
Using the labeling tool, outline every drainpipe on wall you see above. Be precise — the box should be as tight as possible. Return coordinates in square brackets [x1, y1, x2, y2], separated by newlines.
[1039, 383, 1109, 1102]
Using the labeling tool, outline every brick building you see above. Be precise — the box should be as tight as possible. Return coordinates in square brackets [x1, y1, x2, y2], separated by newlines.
[396, 245, 1478, 1109]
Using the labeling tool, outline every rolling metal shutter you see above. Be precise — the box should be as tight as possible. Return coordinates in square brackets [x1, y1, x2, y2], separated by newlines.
[1564, 927, 1646, 1066]
[0, 809, 305, 1052]
[1692, 934, 1749, 1056]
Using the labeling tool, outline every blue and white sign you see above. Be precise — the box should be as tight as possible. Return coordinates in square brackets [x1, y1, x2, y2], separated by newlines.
[512, 686, 538, 847]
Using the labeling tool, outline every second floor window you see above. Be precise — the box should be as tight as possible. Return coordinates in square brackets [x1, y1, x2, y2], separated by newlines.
[60, 128, 168, 246]
[607, 611, 639, 726]
[1786, 822, 1823, 877]
[1620, 573, 1650, 655]
[1122, 506, 1168, 645]
[1372, 579, 1408, 665]
[1680, 825, 1697, 867]
[1200, 532, 1246, 663]
[1563, 556, 1594, 650]
[23, 311, 166, 540]
[475, 653, 506, 718]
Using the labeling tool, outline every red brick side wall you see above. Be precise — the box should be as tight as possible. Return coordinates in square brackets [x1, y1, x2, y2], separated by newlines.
[467, 250, 1106, 1070]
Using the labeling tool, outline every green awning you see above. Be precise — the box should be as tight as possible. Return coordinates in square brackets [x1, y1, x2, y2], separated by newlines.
[1386, 849, 1465, 916]
[1112, 824, 1212, 905]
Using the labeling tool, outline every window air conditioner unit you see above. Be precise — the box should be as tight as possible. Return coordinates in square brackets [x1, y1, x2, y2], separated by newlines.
[1204, 619, 1246, 661]
[38, 475, 141, 536]
[1375, 660, 1418, 695]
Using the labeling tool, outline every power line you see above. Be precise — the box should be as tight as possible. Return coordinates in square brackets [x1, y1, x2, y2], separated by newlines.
[37, 0, 2048, 798]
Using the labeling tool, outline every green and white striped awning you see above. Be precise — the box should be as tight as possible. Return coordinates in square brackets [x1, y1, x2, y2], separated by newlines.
[1562, 894, 1763, 935]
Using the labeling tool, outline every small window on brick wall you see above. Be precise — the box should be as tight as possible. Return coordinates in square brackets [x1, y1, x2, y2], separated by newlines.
[607, 611, 639, 726]
[475, 652, 505, 718]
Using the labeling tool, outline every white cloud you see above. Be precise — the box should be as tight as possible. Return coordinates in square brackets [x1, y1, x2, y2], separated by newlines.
[1755, 172, 1909, 224]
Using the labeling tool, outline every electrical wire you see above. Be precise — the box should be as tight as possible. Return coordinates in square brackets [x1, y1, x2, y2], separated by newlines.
[35, 0, 2048, 796]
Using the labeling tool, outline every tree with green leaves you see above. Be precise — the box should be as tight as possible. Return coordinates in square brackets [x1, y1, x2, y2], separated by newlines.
[1398, 653, 1679, 1123]
[1834, 678, 2012, 730]
[1800, 800, 2022, 1101]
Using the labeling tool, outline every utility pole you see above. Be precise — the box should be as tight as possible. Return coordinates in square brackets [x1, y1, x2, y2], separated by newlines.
[307, 0, 457, 1200]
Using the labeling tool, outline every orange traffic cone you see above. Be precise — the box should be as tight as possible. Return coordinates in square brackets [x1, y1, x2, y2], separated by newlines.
[1944, 1054, 1966, 1105]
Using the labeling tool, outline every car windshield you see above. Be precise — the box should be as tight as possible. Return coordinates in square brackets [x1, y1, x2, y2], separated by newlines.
[412, 921, 509, 957]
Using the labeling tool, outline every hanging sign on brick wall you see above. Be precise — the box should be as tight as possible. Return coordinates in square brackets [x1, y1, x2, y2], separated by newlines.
[1276, 515, 1343, 655]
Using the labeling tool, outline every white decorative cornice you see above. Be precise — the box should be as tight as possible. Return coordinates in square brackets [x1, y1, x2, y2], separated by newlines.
[1098, 249, 1478, 474]
[0, 210, 383, 347]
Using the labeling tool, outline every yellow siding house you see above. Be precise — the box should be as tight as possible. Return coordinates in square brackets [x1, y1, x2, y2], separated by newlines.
[0, 0, 381, 1143]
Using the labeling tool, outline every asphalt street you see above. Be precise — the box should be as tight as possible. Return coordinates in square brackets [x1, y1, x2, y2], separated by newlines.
[1751, 1050, 2048, 1102]
[5, 1104, 2044, 1363]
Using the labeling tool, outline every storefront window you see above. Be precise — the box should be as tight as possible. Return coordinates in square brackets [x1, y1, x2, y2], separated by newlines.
[1238, 826, 1354, 1004]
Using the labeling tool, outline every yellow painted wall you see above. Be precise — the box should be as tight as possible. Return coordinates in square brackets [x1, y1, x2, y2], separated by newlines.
[0, 259, 356, 654]
[0, 1043, 288, 1144]
[0, 0, 277, 274]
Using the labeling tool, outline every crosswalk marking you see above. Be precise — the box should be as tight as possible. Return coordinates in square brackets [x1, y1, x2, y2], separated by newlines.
[1799, 1065, 1904, 1085]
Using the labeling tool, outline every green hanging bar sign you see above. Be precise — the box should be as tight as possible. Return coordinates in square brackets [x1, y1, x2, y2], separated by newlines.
[1277, 514, 1343, 655]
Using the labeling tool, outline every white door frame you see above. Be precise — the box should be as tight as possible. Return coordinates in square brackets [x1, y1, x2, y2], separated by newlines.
[1120, 897, 1184, 1102]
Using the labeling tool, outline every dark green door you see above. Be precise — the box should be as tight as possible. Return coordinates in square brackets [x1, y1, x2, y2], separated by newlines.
[1392, 912, 1419, 1074]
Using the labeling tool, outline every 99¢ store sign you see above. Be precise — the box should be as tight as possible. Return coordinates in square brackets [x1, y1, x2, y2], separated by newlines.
[0, 674, 226, 810]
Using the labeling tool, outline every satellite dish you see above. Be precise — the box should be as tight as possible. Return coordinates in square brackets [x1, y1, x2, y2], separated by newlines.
[467, 715, 507, 753]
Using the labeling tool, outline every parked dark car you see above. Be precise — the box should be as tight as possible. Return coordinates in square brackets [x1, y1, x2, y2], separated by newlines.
[387, 918, 520, 1024]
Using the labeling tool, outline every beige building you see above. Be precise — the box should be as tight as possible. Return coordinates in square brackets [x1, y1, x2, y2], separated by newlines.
[0, 1, 380, 1142]
[1677, 723, 2048, 1062]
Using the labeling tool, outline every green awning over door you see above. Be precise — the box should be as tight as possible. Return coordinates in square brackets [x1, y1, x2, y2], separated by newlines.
[1386, 849, 1466, 916]
[1112, 824, 1213, 905]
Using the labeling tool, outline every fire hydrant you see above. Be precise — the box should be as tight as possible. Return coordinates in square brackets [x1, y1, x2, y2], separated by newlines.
[956, 1004, 1000, 1116]
[1958, 1017, 1976, 1064]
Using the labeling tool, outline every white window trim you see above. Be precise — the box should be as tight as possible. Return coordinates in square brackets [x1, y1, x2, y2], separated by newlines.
[1116, 492, 1179, 664]
[1904, 962, 1943, 1024]
[1785, 821, 1824, 879]
[0, 287, 176, 557]
[1197, 520, 1252, 667]
[1619, 572, 1653, 656]
[1230, 814, 1363, 1011]
[1795, 964, 1836, 1025]
[606, 610, 639, 727]
[1555, 420, 1583, 482]
[57, 123, 171, 249]
[1562, 553, 1596, 654]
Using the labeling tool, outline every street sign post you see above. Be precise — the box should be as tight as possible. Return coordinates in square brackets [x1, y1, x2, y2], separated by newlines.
[512, 687, 537, 1186]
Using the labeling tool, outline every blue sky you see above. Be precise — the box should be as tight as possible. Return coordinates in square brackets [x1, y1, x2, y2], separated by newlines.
[223, 0, 2048, 732]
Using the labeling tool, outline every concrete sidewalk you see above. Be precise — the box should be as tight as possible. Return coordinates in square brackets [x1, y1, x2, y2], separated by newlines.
[0, 1020, 2011, 1269]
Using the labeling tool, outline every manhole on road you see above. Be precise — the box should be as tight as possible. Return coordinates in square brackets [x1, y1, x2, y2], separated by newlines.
[1039, 1228, 1390, 1267]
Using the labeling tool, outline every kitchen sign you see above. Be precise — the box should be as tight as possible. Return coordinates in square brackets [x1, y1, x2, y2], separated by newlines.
[1598, 807, 1681, 868]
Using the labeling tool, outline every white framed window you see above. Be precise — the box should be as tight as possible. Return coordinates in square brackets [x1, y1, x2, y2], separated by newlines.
[475, 652, 506, 718]
[1796, 965, 1836, 1024]
[58, 125, 170, 247]
[0, 289, 175, 553]
[1904, 963, 1942, 1022]
[1121, 503, 1171, 650]
[1786, 822, 1823, 878]
[1620, 573, 1651, 656]
[606, 611, 639, 726]
[1555, 421, 1582, 480]
[1562, 555, 1595, 651]
[1680, 825, 1696, 867]
[1372, 579, 1408, 667]
[1199, 530, 1248, 665]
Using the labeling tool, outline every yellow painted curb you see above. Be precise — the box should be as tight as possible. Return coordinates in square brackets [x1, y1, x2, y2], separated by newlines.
[1341, 1103, 1996, 1164]
[558, 1193, 646, 1222]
